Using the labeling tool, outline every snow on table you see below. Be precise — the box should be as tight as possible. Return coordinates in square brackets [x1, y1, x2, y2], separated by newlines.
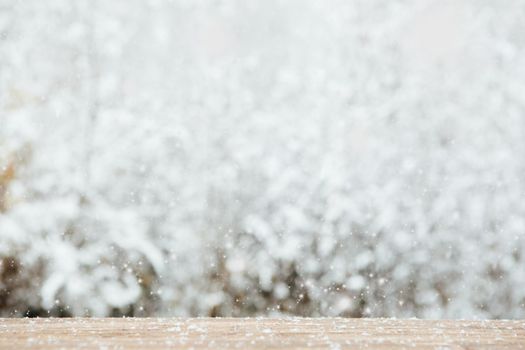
[0, 318, 524, 349]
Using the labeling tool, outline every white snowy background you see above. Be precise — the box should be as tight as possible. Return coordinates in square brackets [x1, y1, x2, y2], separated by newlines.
[1, 0, 525, 318]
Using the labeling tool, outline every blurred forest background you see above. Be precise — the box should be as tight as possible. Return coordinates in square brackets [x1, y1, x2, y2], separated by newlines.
[1, 0, 525, 318]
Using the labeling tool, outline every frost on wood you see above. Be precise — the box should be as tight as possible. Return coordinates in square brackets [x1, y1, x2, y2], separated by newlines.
[1, 318, 524, 349]
[1, 0, 525, 318]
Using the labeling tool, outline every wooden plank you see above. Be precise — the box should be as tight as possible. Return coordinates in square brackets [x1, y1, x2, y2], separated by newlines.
[0, 318, 524, 349]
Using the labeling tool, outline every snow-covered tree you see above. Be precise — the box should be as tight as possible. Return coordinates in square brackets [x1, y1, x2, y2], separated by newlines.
[1, 0, 525, 318]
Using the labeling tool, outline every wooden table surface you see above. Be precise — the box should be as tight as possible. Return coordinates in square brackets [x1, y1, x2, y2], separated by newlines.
[0, 318, 524, 349]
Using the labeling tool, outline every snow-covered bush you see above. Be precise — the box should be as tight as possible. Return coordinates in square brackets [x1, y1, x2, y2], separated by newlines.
[1, 0, 525, 318]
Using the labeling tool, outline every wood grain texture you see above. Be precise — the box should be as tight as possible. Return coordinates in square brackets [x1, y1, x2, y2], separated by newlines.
[0, 318, 524, 349]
